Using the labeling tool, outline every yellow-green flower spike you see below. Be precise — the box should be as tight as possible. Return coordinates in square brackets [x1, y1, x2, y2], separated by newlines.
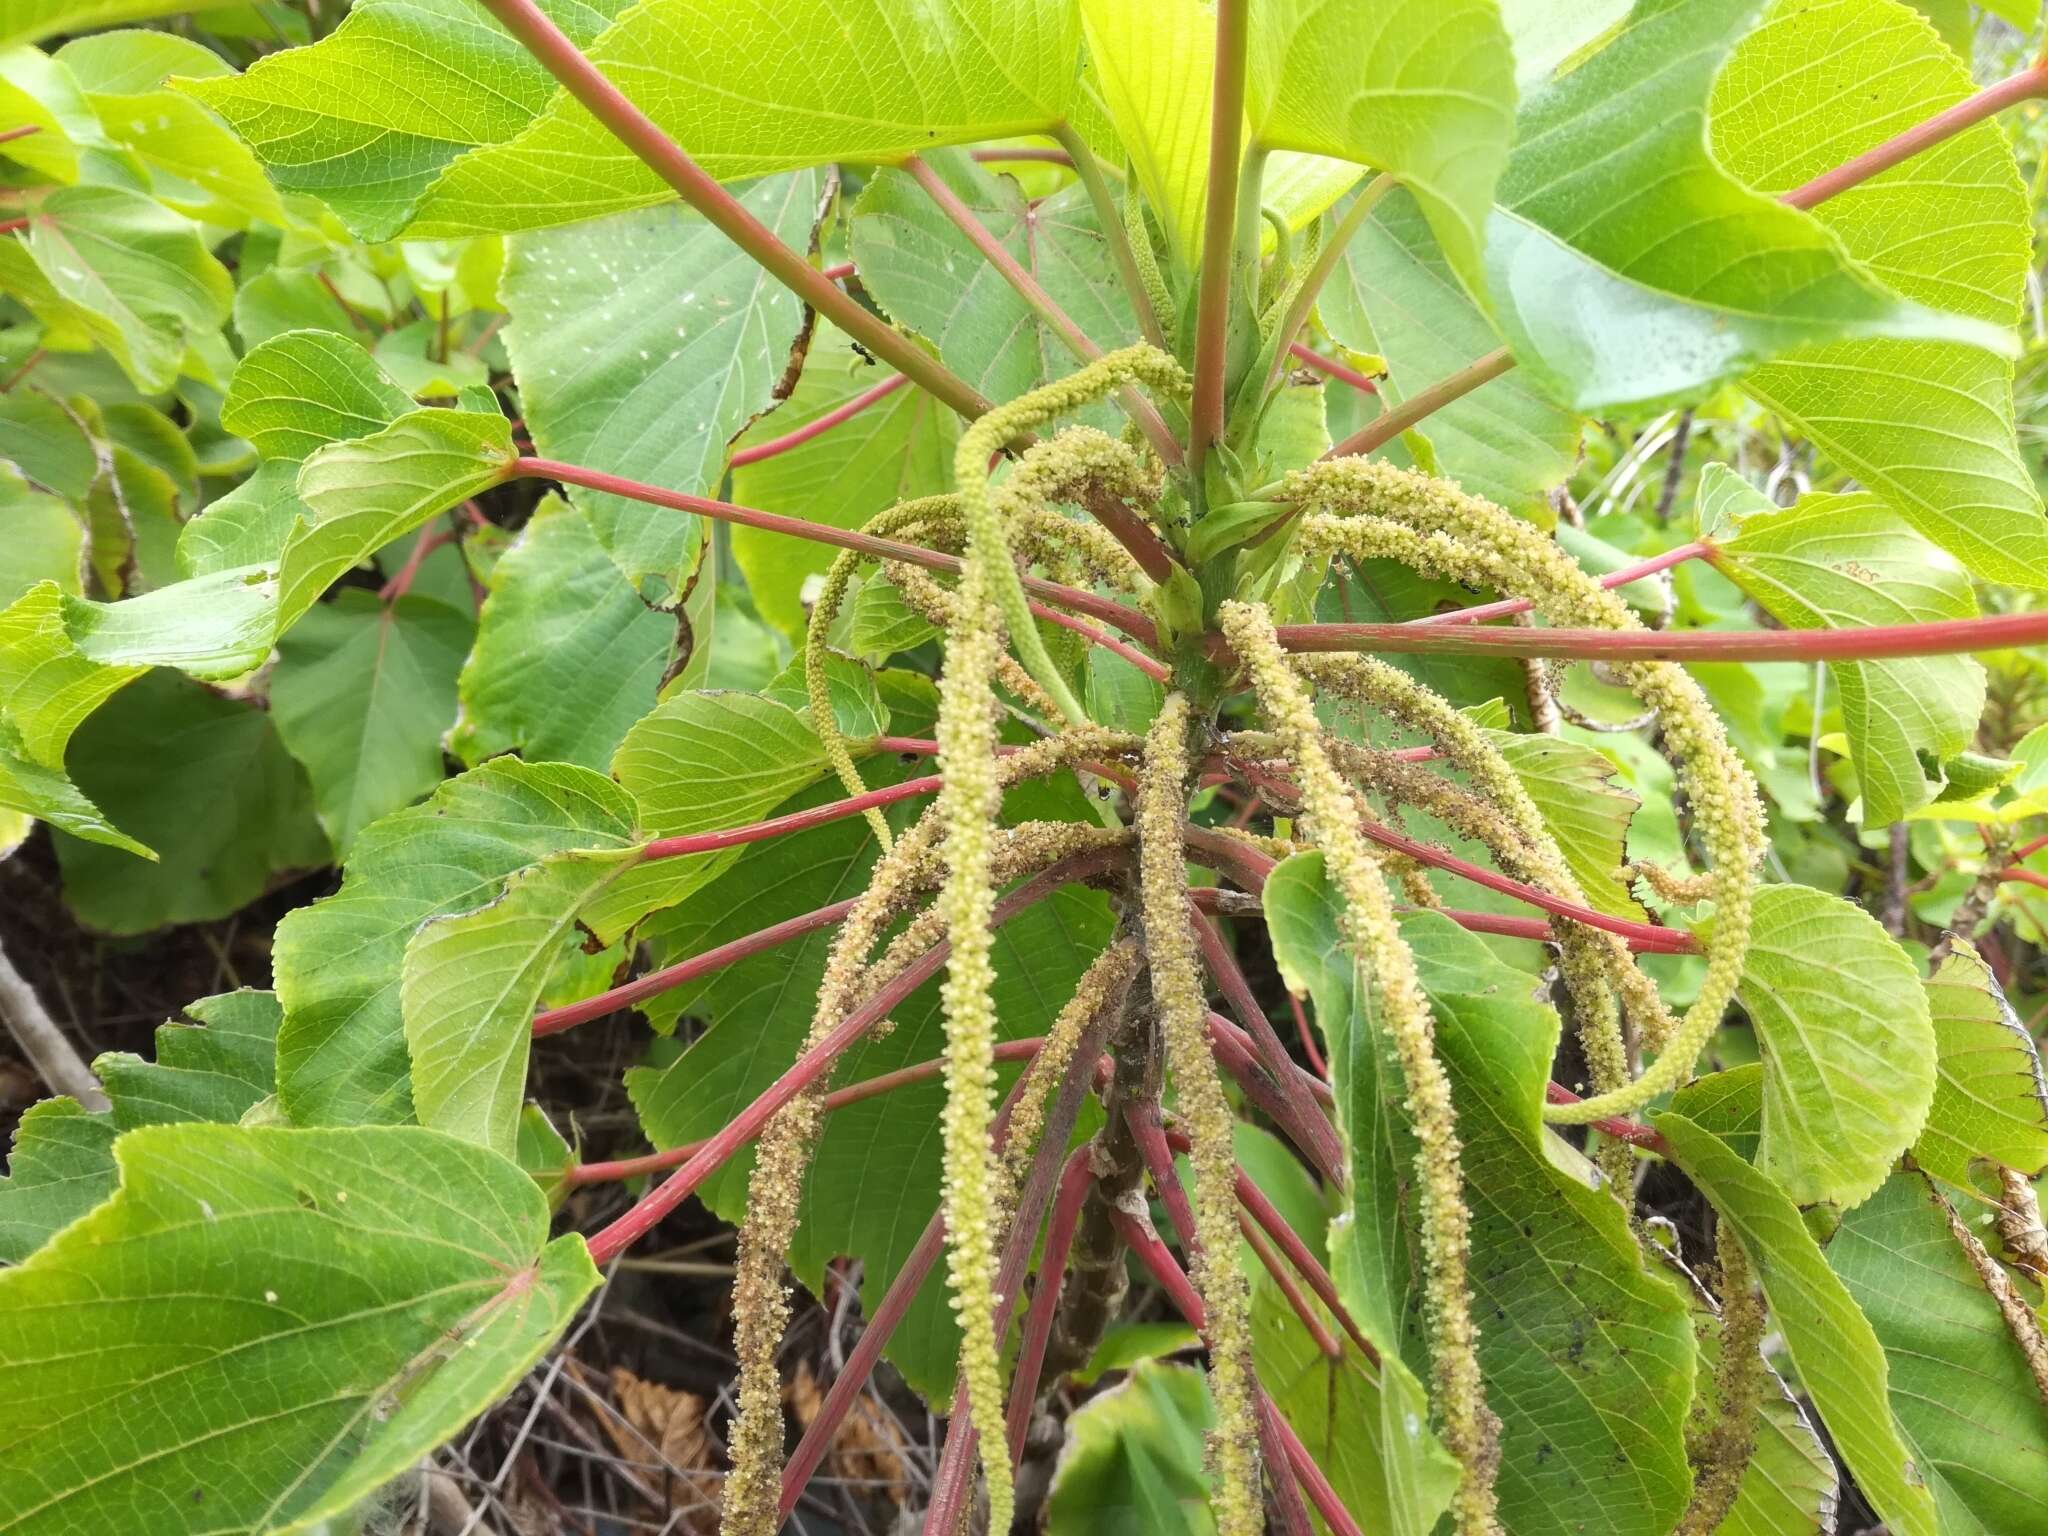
[1220, 599, 1501, 1535]
[1289, 461, 1764, 1124]
[1135, 692, 1263, 1536]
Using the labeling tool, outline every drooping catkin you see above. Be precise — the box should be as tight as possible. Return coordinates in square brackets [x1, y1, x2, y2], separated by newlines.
[1291, 461, 1765, 1122]
[720, 733, 1136, 1536]
[1220, 599, 1500, 1535]
[932, 350, 1185, 1530]
[1678, 1223, 1766, 1536]
[1135, 693, 1263, 1536]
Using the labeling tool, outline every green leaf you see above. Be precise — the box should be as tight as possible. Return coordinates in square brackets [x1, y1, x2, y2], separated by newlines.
[1267, 853, 1695, 1536]
[0, 581, 137, 769]
[1493, 729, 1646, 922]
[1321, 186, 1580, 515]
[0, 1098, 118, 1265]
[501, 172, 816, 603]
[404, 838, 641, 1157]
[1044, 1361, 1217, 1534]
[852, 153, 1136, 419]
[270, 587, 475, 856]
[0, 47, 86, 184]
[0, 0, 238, 48]
[1828, 1168, 2048, 1534]
[0, 463, 85, 607]
[452, 494, 677, 772]
[1656, 1113, 1940, 1536]
[1713, 0, 2048, 587]
[282, 406, 515, 634]
[1246, 0, 1516, 294]
[1913, 942, 2048, 1187]
[273, 757, 640, 1127]
[52, 670, 327, 935]
[0, 1123, 599, 1533]
[729, 326, 958, 638]
[594, 689, 842, 936]
[407, 0, 1081, 236]
[183, 0, 630, 241]
[95, 989, 281, 1131]
[0, 390, 96, 505]
[1488, 0, 2010, 412]
[1249, 1273, 1459, 1536]
[1709, 471, 1985, 825]
[59, 33, 280, 227]
[60, 562, 283, 682]
[221, 329, 414, 465]
[0, 721, 144, 858]
[1727, 883, 1936, 1207]
[20, 183, 232, 395]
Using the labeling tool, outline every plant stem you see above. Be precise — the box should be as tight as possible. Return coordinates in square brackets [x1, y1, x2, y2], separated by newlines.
[0, 216, 29, 235]
[568, 1038, 1049, 1185]
[0, 938, 106, 1112]
[472, 0, 990, 421]
[1234, 1162, 1375, 1361]
[1054, 123, 1168, 350]
[1192, 911, 1345, 1177]
[904, 154, 1184, 469]
[1131, 1106, 1339, 1359]
[2013, 832, 2048, 862]
[0, 125, 42, 146]
[971, 146, 1078, 167]
[1324, 345, 1513, 460]
[1542, 1083, 1668, 1152]
[1108, 1204, 1338, 1536]
[1999, 868, 2048, 893]
[821, 260, 856, 281]
[1265, 174, 1396, 389]
[581, 849, 1122, 1263]
[1263, 606, 2048, 664]
[1033, 602, 1172, 680]
[1285, 990, 1329, 1079]
[1188, 0, 1250, 477]
[1783, 62, 2048, 209]
[1289, 342, 1378, 394]
[1406, 540, 1709, 628]
[516, 456, 1162, 647]
[728, 372, 907, 467]
[640, 776, 940, 860]
[778, 1018, 1107, 1522]
[377, 524, 453, 602]
[1005, 1146, 1095, 1464]
[532, 897, 861, 1037]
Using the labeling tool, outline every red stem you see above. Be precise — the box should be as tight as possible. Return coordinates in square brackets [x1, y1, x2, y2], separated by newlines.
[583, 848, 1123, 1264]
[1785, 63, 2048, 209]
[821, 260, 856, 281]
[779, 1208, 945, 1512]
[1031, 601, 1172, 681]
[2011, 833, 2048, 862]
[1004, 1146, 1095, 1465]
[1262, 607, 2048, 664]
[1289, 343, 1378, 394]
[640, 775, 940, 861]
[1108, 1204, 1341, 1536]
[1999, 868, 2048, 892]
[1129, 1107, 1339, 1358]
[0, 348, 44, 392]
[0, 126, 42, 147]
[568, 1037, 1047, 1185]
[377, 525, 452, 602]
[1324, 345, 1513, 461]
[0, 216, 28, 236]
[729, 372, 908, 468]
[1406, 540, 1709, 628]
[1544, 1082, 1669, 1152]
[1233, 1163, 1375, 1363]
[472, 0, 988, 422]
[517, 456, 1162, 649]
[1285, 991, 1329, 1080]
[532, 897, 858, 1037]
[1192, 911, 1345, 1177]
[903, 154, 1183, 471]
[970, 147, 1076, 168]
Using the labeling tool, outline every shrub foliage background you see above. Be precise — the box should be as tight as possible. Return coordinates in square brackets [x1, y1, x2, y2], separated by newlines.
[5, 0, 2048, 1532]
